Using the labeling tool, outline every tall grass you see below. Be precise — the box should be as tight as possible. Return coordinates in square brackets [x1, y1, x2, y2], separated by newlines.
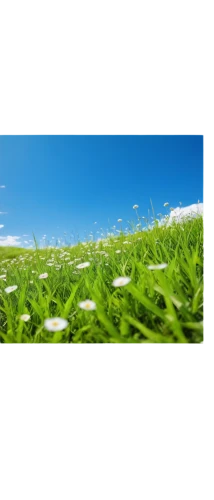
[0, 215, 203, 343]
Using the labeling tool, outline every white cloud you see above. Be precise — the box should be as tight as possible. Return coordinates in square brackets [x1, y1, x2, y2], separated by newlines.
[0, 185, 6, 188]
[0, 236, 21, 247]
[159, 203, 205, 225]
[0, 225, 4, 229]
[0, 212, 7, 214]
[168, 203, 203, 222]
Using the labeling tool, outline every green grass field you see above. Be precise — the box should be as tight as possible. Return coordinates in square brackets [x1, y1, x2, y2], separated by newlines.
[0, 215, 203, 343]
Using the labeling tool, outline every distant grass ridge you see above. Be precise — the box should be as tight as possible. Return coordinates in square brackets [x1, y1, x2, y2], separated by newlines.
[0, 215, 203, 343]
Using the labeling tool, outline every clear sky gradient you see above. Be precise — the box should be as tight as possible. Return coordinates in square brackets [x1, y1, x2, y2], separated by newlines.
[0, 135, 203, 247]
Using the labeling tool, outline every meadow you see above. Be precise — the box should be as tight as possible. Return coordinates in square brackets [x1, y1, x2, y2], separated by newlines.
[0, 214, 203, 343]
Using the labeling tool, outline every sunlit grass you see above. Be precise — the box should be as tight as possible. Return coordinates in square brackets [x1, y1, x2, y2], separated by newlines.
[0, 215, 203, 343]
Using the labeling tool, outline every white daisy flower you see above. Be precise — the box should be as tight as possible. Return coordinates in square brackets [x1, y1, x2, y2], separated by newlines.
[112, 277, 131, 287]
[44, 317, 68, 332]
[133, 204, 139, 209]
[29, 280, 33, 284]
[163, 202, 169, 207]
[46, 263, 54, 266]
[147, 263, 168, 270]
[39, 273, 48, 279]
[115, 250, 121, 254]
[0, 274, 6, 279]
[76, 262, 90, 269]
[78, 300, 96, 311]
[5, 285, 18, 294]
[117, 219, 122, 222]
[20, 314, 30, 322]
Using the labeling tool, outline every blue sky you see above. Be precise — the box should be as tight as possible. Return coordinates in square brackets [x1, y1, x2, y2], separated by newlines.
[0, 136, 203, 247]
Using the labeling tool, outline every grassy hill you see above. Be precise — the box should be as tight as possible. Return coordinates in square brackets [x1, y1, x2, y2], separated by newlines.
[0, 216, 203, 343]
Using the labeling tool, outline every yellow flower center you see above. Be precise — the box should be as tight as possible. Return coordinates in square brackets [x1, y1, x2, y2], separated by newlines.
[52, 321, 59, 326]
[85, 303, 91, 309]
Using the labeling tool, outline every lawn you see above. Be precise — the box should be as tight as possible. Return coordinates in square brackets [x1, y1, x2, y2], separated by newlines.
[0, 215, 203, 343]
